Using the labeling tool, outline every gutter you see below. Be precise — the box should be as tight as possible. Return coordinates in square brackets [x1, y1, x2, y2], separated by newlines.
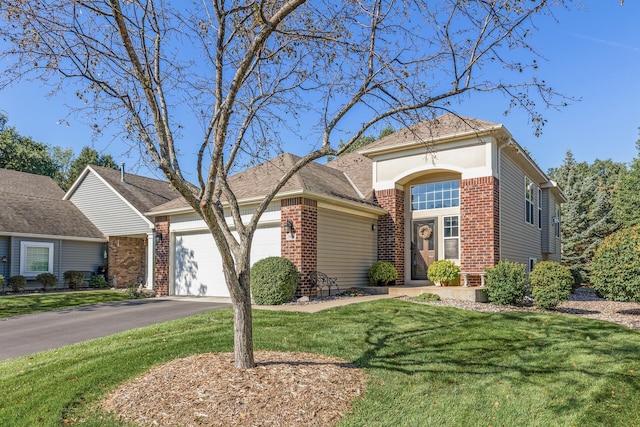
[145, 189, 387, 218]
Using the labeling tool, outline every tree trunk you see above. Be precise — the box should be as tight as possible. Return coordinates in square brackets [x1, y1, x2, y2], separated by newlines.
[230, 268, 255, 369]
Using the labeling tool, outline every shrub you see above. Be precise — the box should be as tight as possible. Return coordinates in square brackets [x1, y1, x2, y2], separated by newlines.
[568, 267, 583, 293]
[427, 260, 460, 286]
[63, 270, 85, 289]
[88, 275, 109, 289]
[0, 275, 3, 291]
[591, 226, 640, 302]
[530, 261, 573, 310]
[411, 292, 441, 302]
[8, 275, 27, 293]
[368, 261, 398, 285]
[250, 257, 299, 305]
[484, 260, 528, 305]
[36, 272, 57, 291]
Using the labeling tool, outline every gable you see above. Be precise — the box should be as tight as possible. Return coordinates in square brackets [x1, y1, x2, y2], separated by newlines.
[68, 170, 153, 236]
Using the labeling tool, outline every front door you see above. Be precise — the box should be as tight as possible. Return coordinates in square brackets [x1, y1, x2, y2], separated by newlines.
[412, 219, 437, 280]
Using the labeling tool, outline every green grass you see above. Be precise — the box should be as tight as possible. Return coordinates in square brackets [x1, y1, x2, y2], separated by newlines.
[0, 291, 131, 318]
[409, 292, 441, 302]
[1, 299, 639, 426]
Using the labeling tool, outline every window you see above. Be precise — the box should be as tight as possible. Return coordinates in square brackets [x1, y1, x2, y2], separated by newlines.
[443, 216, 459, 259]
[20, 242, 53, 277]
[554, 204, 561, 238]
[528, 257, 537, 273]
[525, 177, 534, 225]
[537, 188, 543, 229]
[411, 180, 460, 211]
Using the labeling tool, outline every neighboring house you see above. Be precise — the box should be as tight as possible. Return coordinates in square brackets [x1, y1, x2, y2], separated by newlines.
[149, 114, 565, 298]
[64, 165, 180, 288]
[0, 169, 105, 288]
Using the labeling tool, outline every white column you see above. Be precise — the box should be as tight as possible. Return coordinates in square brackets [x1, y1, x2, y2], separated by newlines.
[146, 232, 154, 289]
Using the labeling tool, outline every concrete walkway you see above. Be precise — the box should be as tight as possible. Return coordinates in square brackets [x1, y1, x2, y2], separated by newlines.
[252, 294, 398, 313]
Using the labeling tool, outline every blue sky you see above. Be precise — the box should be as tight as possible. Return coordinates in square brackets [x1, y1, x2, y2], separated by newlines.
[0, 1, 637, 178]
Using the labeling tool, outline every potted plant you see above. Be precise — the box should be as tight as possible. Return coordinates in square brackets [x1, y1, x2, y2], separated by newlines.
[427, 260, 460, 286]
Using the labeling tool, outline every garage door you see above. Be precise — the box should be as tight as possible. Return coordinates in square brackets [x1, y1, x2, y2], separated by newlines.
[173, 226, 281, 297]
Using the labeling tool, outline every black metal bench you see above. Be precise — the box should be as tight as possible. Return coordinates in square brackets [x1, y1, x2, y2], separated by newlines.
[307, 271, 338, 297]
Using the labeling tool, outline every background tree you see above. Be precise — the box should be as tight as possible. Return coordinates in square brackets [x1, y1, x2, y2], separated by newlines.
[50, 145, 74, 189]
[548, 151, 625, 280]
[613, 133, 640, 227]
[64, 147, 120, 190]
[0, 114, 58, 178]
[0, 0, 571, 368]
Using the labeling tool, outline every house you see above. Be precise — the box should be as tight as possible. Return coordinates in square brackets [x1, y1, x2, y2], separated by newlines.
[148, 114, 565, 299]
[64, 165, 180, 288]
[0, 169, 106, 288]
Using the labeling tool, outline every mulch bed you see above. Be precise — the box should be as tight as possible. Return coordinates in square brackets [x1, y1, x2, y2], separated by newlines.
[101, 351, 366, 427]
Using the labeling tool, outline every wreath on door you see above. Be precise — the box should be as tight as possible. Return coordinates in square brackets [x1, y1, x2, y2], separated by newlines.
[418, 224, 433, 240]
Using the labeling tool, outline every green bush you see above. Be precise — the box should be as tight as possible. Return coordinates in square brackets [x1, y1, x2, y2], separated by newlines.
[591, 226, 640, 301]
[568, 267, 583, 293]
[368, 261, 398, 285]
[36, 272, 57, 291]
[8, 275, 27, 293]
[250, 257, 299, 305]
[427, 260, 460, 286]
[485, 260, 528, 305]
[0, 275, 3, 291]
[63, 270, 85, 290]
[88, 275, 108, 289]
[410, 292, 441, 302]
[530, 261, 573, 310]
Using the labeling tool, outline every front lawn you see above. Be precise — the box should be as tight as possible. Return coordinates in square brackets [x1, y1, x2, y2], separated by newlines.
[0, 291, 132, 318]
[1, 299, 639, 426]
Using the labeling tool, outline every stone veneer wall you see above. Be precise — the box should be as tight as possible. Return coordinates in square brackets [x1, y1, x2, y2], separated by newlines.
[374, 188, 405, 285]
[154, 216, 170, 296]
[460, 176, 500, 285]
[107, 236, 146, 289]
[281, 197, 318, 297]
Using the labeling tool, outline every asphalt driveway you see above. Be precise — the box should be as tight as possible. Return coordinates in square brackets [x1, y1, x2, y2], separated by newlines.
[0, 297, 230, 361]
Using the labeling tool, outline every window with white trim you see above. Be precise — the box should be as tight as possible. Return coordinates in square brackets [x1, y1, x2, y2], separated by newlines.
[20, 242, 54, 277]
[525, 177, 534, 225]
[537, 188, 542, 229]
[554, 204, 561, 238]
[411, 180, 460, 211]
[443, 216, 459, 259]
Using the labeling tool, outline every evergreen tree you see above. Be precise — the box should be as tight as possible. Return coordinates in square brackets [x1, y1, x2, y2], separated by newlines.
[613, 133, 640, 227]
[548, 151, 625, 280]
[64, 146, 120, 190]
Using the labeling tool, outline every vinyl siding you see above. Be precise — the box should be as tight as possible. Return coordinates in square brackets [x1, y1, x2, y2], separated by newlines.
[317, 208, 377, 288]
[60, 240, 105, 274]
[0, 236, 9, 278]
[547, 194, 562, 263]
[69, 171, 152, 236]
[499, 153, 543, 266]
[541, 188, 552, 254]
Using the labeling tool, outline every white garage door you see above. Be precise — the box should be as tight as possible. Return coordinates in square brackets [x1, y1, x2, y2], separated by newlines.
[173, 226, 281, 297]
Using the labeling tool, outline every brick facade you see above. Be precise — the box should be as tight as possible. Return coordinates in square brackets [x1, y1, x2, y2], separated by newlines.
[281, 197, 318, 297]
[374, 188, 405, 285]
[107, 236, 146, 288]
[460, 176, 500, 285]
[154, 216, 170, 296]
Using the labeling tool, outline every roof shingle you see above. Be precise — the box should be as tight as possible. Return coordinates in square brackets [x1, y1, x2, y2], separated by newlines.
[0, 169, 104, 239]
